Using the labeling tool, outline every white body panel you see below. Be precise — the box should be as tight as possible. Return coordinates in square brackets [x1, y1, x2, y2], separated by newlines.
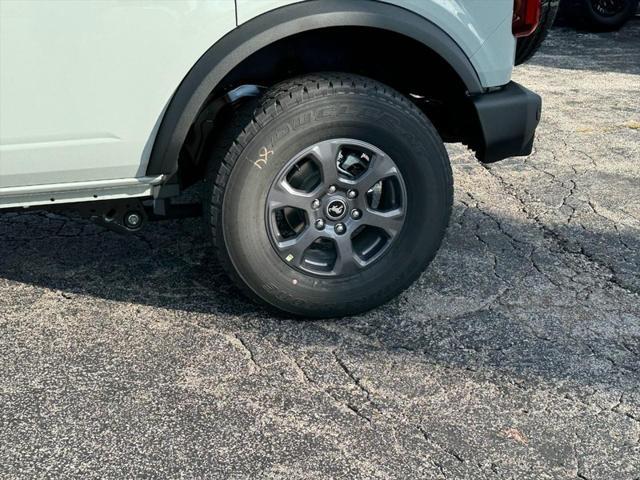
[0, 0, 515, 208]
[237, 0, 516, 87]
[0, 0, 236, 189]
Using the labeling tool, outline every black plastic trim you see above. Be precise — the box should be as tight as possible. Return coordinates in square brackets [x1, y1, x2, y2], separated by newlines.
[472, 82, 542, 163]
[146, 0, 483, 176]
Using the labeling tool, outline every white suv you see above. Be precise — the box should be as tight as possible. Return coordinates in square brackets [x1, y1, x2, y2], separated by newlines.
[0, 0, 543, 317]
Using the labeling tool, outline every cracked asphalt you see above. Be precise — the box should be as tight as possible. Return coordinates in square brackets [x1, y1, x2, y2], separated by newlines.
[1, 21, 639, 480]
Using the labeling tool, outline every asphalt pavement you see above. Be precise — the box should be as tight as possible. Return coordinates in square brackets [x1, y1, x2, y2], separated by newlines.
[1, 21, 639, 479]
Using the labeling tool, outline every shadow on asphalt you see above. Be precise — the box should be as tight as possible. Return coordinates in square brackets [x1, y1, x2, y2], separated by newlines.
[524, 18, 640, 76]
[1, 204, 637, 305]
[1, 199, 639, 404]
[1, 205, 637, 313]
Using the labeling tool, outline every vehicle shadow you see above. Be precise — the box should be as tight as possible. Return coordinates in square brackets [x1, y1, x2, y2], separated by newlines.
[0, 202, 638, 398]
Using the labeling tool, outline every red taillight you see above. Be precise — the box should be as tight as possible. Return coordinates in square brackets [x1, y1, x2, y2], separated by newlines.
[513, 0, 541, 37]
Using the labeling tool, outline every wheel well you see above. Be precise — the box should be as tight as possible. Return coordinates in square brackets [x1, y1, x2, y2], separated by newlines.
[176, 27, 482, 188]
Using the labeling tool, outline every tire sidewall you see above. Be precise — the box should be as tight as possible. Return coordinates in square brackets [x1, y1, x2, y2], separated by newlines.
[219, 94, 451, 316]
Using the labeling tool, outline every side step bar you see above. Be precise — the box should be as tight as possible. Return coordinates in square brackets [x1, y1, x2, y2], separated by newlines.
[0, 175, 166, 210]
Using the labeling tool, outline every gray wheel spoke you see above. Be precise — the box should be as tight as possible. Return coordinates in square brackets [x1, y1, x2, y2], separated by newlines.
[309, 141, 341, 185]
[357, 152, 400, 192]
[276, 227, 320, 267]
[332, 235, 363, 275]
[363, 207, 405, 237]
[268, 180, 316, 212]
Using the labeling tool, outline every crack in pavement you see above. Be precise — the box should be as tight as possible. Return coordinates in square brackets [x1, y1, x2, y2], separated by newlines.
[480, 162, 639, 295]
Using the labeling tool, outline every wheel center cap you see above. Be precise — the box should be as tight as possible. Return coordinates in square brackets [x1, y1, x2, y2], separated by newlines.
[325, 198, 347, 220]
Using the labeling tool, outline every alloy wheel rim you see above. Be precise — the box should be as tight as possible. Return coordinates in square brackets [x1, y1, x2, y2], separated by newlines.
[591, 0, 627, 16]
[265, 139, 408, 277]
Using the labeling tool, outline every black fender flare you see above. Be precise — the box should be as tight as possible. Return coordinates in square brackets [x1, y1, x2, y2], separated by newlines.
[147, 0, 483, 176]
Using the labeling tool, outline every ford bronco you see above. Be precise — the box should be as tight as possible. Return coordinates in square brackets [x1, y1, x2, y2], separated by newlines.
[0, 0, 544, 317]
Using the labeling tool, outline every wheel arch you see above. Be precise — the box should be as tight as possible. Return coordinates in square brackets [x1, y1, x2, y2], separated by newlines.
[146, 0, 484, 178]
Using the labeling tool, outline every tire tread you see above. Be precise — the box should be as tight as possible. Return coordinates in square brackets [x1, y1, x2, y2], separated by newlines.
[206, 73, 453, 316]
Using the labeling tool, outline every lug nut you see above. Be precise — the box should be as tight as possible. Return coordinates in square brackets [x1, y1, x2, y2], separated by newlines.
[315, 219, 325, 230]
[335, 223, 346, 235]
[328, 185, 337, 194]
[347, 189, 358, 199]
[350, 209, 362, 220]
[311, 199, 321, 209]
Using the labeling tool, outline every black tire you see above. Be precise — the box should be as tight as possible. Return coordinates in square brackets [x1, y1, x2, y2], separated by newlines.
[205, 73, 453, 318]
[558, 0, 639, 31]
[515, 0, 560, 65]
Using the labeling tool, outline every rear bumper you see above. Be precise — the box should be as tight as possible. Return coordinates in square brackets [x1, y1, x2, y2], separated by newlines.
[472, 81, 542, 163]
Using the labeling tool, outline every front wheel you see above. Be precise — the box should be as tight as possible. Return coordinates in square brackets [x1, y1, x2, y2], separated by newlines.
[206, 74, 453, 317]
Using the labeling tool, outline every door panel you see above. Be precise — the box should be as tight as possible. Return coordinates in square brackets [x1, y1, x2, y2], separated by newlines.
[0, 0, 235, 188]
